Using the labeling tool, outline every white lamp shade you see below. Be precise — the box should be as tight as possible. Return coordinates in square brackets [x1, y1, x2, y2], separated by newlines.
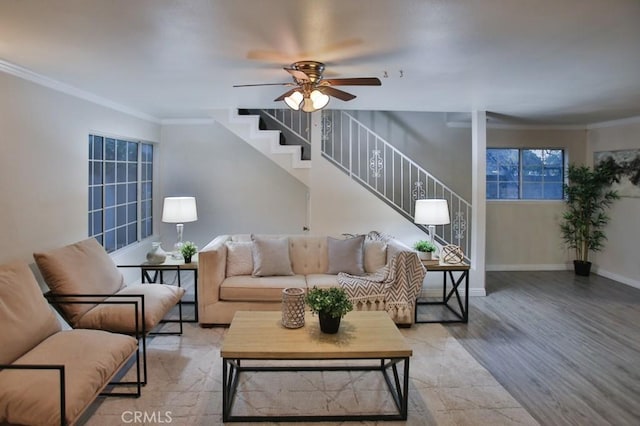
[414, 199, 450, 225]
[162, 197, 198, 223]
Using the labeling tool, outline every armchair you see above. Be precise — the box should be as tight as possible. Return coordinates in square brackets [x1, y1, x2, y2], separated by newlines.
[33, 238, 185, 384]
[0, 261, 140, 426]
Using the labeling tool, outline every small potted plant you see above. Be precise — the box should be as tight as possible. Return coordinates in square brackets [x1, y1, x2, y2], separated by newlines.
[413, 240, 436, 260]
[305, 286, 353, 334]
[180, 241, 198, 263]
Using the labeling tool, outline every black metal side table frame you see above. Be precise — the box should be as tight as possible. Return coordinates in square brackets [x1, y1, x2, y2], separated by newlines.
[140, 263, 198, 323]
[119, 262, 198, 323]
[415, 263, 470, 324]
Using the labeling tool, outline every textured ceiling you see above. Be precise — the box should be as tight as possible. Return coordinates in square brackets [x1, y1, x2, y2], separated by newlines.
[1, 0, 640, 125]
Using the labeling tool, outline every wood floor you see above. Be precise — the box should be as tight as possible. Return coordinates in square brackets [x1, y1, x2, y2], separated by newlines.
[443, 270, 640, 426]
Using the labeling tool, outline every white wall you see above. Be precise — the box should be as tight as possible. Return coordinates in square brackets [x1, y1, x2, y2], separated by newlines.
[0, 72, 159, 268]
[587, 120, 640, 288]
[159, 122, 308, 250]
[486, 128, 587, 270]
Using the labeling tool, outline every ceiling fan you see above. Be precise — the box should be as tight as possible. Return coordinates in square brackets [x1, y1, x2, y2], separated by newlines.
[233, 60, 382, 112]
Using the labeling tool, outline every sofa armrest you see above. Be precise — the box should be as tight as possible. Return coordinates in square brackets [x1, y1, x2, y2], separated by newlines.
[198, 235, 230, 308]
[386, 238, 414, 258]
[386, 238, 426, 298]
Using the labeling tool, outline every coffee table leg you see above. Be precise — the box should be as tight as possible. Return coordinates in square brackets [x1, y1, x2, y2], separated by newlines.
[381, 357, 410, 420]
[222, 358, 240, 422]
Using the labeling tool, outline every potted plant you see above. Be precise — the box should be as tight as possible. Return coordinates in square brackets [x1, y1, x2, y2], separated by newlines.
[413, 239, 436, 260]
[305, 286, 353, 334]
[560, 162, 619, 276]
[180, 241, 198, 263]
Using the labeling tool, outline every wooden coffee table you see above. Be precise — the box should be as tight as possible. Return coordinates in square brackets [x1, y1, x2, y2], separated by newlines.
[221, 310, 412, 422]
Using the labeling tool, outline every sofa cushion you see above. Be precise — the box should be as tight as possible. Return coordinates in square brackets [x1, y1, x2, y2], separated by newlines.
[305, 273, 340, 289]
[0, 329, 137, 426]
[289, 236, 329, 275]
[74, 283, 185, 333]
[364, 240, 387, 273]
[33, 238, 124, 325]
[0, 261, 62, 365]
[220, 275, 306, 301]
[251, 236, 294, 277]
[226, 241, 254, 277]
[327, 235, 365, 275]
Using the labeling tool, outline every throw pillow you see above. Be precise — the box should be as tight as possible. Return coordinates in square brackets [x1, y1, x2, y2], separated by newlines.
[327, 235, 365, 275]
[251, 236, 294, 277]
[225, 241, 253, 276]
[364, 240, 387, 273]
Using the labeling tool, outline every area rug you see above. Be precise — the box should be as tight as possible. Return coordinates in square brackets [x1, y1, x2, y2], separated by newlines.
[85, 321, 538, 425]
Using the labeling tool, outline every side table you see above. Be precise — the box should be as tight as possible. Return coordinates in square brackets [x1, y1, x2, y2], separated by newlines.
[415, 261, 469, 323]
[119, 256, 198, 323]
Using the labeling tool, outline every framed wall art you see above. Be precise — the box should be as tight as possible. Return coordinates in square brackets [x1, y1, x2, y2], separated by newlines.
[593, 149, 640, 198]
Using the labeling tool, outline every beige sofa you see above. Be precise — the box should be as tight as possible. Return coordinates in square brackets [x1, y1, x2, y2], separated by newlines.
[0, 261, 140, 426]
[197, 233, 426, 326]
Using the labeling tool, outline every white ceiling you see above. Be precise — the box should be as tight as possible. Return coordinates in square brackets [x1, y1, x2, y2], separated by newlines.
[1, 0, 640, 125]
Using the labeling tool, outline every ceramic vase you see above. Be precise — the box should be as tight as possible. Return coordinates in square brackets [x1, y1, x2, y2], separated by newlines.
[146, 242, 167, 265]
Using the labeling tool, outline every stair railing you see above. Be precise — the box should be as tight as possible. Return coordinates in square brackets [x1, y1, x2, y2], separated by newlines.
[321, 110, 472, 260]
[262, 109, 311, 144]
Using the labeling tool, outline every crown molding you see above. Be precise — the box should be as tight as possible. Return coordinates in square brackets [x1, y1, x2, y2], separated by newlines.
[586, 115, 640, 129]
[161, 118, 216, 125]
[0, 59, 160, 124]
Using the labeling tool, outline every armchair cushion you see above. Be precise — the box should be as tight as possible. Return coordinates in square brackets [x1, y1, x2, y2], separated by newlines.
[0, 261, 61, 365]
[0, 329, 136, 426]
[34, 238, 124, 325]
[75, 284, 185, 333]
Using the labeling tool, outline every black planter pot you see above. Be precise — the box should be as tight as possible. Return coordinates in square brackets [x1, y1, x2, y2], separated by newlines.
[574, 260, 592, 276]
[318, 311, 341, 334]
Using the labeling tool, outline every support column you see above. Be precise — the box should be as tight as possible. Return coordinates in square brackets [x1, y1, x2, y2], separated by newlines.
[471, 111, 487, 295]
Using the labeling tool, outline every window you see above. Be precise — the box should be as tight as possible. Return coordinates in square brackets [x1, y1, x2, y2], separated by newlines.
[89, 135, 154, 252]
[487, 148, 564, 200]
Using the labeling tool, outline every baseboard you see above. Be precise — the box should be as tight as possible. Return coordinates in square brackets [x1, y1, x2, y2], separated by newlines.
[486, 263, 570, 271]
[487, 263, 640, 291]
[593, 268, 640, 290]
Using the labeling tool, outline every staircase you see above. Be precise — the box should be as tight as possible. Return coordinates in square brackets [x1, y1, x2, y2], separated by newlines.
[212, 108, 471, 260]
[210, 109, 311, 186]
[320, 110, 472, 260]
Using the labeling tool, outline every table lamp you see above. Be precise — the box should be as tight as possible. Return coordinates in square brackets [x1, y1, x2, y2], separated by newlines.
[414, 199, 450, 249]
[162, 196, 198, 257]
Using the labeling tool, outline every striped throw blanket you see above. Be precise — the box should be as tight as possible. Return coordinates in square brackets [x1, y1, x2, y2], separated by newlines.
[338, 251, 426, 318]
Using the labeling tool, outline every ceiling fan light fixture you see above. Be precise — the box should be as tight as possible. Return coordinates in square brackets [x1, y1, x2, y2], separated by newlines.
[284, 90, 303, 110]
[310, 89, 330, 110]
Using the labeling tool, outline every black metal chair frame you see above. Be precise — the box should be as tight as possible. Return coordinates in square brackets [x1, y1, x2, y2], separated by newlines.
[0, 299, 142, 426]
[46, 294, 156, 385]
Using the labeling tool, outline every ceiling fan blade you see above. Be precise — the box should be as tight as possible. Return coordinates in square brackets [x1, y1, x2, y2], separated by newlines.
[284, 67, 310, 82]
[274, 88, 298, 102]
[233, 82, 293, 87]
[319, 86, 356, 101]
[322, 77, 382, 86]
